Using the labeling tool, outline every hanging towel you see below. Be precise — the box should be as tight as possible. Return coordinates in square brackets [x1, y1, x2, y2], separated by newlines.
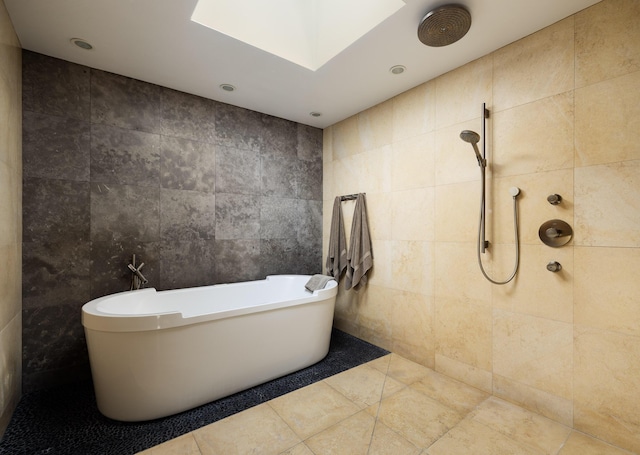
[345, 193, 373, 290]
[326, 196, 348, 281]
[305, 274, 335, 292]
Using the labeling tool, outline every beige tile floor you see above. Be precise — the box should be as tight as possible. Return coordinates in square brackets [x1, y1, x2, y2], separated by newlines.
[138, 354, 634, 455]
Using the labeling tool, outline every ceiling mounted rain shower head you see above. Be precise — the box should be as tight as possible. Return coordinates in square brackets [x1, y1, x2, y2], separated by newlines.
[418, 4, 471, 47]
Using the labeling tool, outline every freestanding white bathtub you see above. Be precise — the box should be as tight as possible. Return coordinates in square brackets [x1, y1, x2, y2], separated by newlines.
[81, 275, 337, 422]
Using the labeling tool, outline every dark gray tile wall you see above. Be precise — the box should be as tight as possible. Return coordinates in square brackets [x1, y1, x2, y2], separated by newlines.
[22, 50, 323, 392]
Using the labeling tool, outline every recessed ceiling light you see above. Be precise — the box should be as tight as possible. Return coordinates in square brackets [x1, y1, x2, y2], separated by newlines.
[70, 38, 93, 50]
[219, 84, 236, 92]
[309, 112, 322, 117]
[389, 65, 406, 75]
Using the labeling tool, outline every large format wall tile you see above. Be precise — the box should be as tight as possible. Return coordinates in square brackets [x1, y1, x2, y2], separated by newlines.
[260, 238, 321, 277]
[22, 51, 90, 120]
[435, 55, 492, 129]
[22, 302, 89, 387]
[574, 160, 640, 247]
[575, 0, 640, 88]
[493, 310, 572, 400]
[574, 326, 640, 453]
[575, 246, 640, 337]
[160, 239, 217, 290]
[23, 179, 90, 244]
[492, 244, 574, 323]
[435, 297, 492, 373]
[296, 124, 323, 162]
[90, 124, 160, 186]
[262, 155, 298, 198]
[0, 243, 20, 332]
[493, 18, 574, 111]
[214, 239, 261, 284]
[357, 100, 393, 151]
[390, 188, 434, 242]
[160, 136, 216, 192]
[22, 240, 90, 309]
[90, 183, 160, 243]
[215, 193, 261, 240]
[160, 88, 216, 143]
[392, 80, 436, 143]
[91, 69, 162, 133]
[296, 158, 323, 201]
[391, 133, 435, 191]
[331, 115, 365, 161]
[23, 111, 90, 181]
[215, 102, 265, 152]
[260, 115, 299, 159]
[215, 145, 261, 194]
[492, 91, 574, 176]
[0, 161, 19, 246]
[160, 189, 215, 241]
[575, 71, 640, 167]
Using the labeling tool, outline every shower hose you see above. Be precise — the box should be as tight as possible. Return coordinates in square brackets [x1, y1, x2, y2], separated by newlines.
[476, 167, 520, 285]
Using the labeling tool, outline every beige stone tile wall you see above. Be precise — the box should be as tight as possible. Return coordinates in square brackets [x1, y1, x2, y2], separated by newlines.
[323, 0, 640, 452]
[0, 0, 22, 438]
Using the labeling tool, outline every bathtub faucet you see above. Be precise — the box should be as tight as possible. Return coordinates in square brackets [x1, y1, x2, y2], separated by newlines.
[128, 254, 148, 290]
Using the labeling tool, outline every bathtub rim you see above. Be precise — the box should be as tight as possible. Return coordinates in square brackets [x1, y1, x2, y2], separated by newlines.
[82, 274, 338, 333]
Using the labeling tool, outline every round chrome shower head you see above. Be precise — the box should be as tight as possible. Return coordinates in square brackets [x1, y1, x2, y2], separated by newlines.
[460, 130, 480, 144]
[418, 5, 472, 47]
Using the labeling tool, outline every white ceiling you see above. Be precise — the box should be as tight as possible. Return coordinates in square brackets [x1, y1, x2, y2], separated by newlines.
[5, 0, 601, 129]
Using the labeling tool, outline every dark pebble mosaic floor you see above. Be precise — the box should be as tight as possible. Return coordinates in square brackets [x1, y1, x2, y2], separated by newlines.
[0, 329, 388, 455]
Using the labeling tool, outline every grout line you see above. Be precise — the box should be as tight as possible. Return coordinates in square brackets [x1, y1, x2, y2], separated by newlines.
[366, 354, 393, 455]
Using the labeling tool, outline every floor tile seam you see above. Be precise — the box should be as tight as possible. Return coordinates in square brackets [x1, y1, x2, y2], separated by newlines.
[278, 442, 315, 455]
[403, 380, 475, 419]
[299, 408, 375, 446]
[278, 440, 310, 455]
[551, 430, 573, 455]
[320, 374, 383, 410]
[369, 416, 422, 454]
[566, 429, 638, 455]
[457, 413, 557, 455]
[478, 394, 576, 435]
[264, 400, 306, 447]
[419, 413, 508, 454]
[364, 366, 394, 454]
[372, 389, 470, 452]
[412, 409, 481, 454]
[189, 431, 205, 455]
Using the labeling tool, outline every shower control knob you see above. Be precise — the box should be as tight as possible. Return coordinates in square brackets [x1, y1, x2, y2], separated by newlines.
[546, 261, 562, 272]
[547, 194, 562, 205]
[545, 227, 562, 238]
[539, 219, 573, 247]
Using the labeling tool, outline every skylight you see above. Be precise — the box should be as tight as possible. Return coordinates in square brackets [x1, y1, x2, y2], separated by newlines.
[191, 0, 406, 71]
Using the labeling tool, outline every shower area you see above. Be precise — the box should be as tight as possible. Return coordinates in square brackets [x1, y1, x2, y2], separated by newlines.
[324, 0, 640, 452]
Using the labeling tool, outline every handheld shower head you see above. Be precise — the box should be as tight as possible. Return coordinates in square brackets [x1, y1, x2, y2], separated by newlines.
[459, 130, 485, 167]
[460, 130, 480, 144]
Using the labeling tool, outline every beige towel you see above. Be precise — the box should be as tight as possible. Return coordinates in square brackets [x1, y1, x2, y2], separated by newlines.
[345, 193, 373, 290]
[326, 196, 348, 280]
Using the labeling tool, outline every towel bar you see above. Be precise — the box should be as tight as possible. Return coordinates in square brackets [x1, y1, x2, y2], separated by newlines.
[339, 193, 364, 201]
